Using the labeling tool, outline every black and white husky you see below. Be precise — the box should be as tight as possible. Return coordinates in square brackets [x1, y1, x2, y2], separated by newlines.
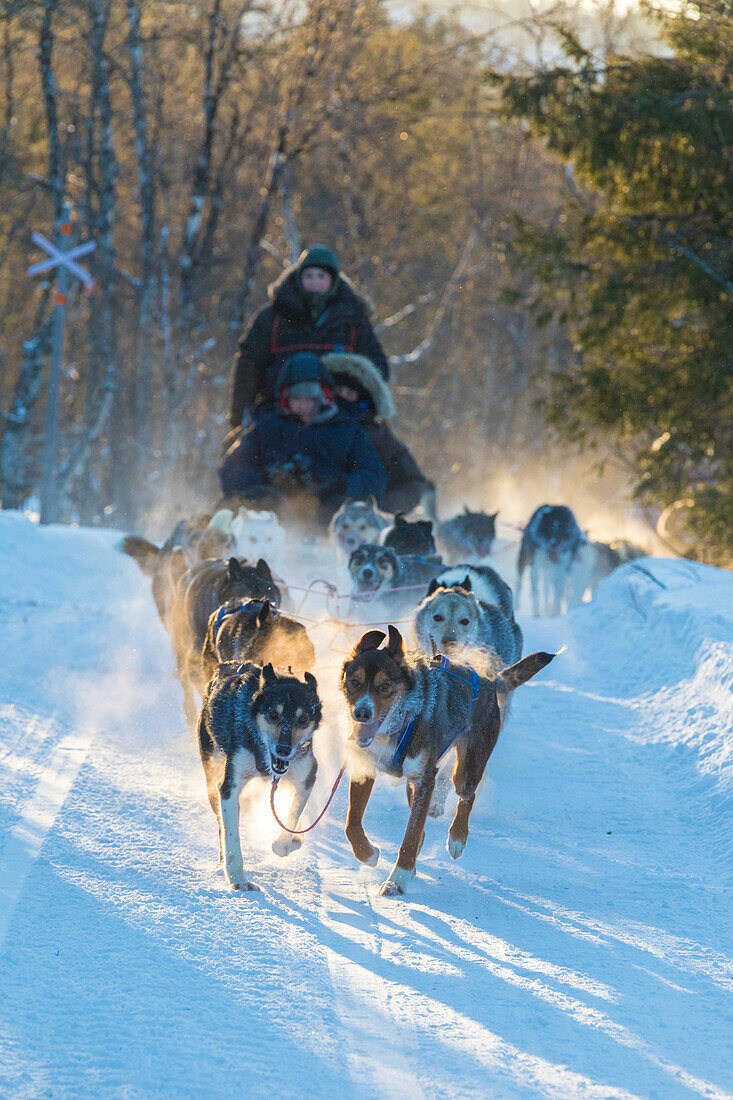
[435, 563, 514, 618]
[198, 663, 322, 891]
[517, 505, 584, 617]
[347, 543, 443, 617]
[382, 514, 439, 559]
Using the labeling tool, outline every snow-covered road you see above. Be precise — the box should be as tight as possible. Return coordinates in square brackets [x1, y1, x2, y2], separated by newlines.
[0, 511, 731, 1099]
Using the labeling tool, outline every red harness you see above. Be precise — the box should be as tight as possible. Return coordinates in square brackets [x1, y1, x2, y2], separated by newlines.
[269, 314, 358, 357]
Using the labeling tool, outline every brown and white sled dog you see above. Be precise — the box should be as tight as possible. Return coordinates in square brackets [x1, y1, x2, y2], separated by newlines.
[198, 662, 322, 891]
[341, 626, 555, 896]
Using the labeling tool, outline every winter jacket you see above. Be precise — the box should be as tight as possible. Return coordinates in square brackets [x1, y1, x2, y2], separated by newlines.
[218, 409, 387, 523]
[363, 421, 427, 514]
[230, 267, 389, 426]
[322, 352, 429, 515]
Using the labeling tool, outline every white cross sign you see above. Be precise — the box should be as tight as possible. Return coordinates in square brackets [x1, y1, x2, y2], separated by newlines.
[28, 232, 96, 288]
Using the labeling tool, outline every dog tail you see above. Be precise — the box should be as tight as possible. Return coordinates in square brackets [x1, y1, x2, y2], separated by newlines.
[117, 535, 162, 574]
[495, 650, 556, 693]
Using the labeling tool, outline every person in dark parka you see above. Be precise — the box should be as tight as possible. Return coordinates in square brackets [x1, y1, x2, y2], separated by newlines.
[230, 244, 390, 426]
[322, 351, 433, 516]
[220, 353, 387, 528]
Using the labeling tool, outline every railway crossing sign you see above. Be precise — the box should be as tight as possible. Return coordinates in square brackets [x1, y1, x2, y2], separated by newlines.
[27, 232, 95, 288]
[28, 200, 96, 524]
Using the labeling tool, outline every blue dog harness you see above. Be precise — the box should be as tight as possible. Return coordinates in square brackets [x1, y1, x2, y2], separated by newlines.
[214, 599, 272, 647]
[386, 655, 482, 772]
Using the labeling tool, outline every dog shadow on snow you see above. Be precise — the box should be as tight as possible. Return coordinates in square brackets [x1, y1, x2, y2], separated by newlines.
[257, 829, 732, 1100]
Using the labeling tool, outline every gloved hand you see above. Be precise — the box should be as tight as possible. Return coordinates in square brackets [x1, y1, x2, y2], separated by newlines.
[308, 473, 347, 498]
[265, 463, 295, 491]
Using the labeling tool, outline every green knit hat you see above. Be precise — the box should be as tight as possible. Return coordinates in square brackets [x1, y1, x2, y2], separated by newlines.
[298, 244, 340, 279]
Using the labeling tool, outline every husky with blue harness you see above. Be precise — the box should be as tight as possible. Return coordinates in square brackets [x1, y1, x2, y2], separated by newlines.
[341, 625, 555, 896]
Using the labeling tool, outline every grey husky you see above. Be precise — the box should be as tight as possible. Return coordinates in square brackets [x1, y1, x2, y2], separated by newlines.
[329, 497, 392, 558]
[341, 627, 555, 896]
[198, 662, 322, 890]
[567, 539, 646, 606]
[436, 507, 498, 563]
[413, 578, 522, 671]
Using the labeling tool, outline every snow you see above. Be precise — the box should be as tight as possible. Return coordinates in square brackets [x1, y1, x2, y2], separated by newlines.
[0, 509, 732, 1099]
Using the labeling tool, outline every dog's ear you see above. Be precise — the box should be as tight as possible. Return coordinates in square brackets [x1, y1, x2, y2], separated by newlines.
[303, 671, 318, 691]
[461, 575, 472, 591]
[497, 651, 556, 692]
[260, 662, 278, 685]
[386, 625, 405, 662]
[256, 599, 271, 626]
[255, 557, 273, 580]
[463, 505, 470, 516]
[490, 511, 498, 521]
[426, 578, 440, 597]
[228, 557, 244, 580]
[207, 508, 234, 533]
[353, 629, 386, 655]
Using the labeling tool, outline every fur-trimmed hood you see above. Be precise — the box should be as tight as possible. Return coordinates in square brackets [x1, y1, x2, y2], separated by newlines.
[322, 352, 396, 421]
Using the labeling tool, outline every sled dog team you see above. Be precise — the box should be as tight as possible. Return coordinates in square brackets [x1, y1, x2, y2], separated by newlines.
[122, 499, 642, 896]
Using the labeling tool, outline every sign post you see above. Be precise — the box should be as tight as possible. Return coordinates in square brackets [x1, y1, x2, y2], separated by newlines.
[28, 201, 95, 524]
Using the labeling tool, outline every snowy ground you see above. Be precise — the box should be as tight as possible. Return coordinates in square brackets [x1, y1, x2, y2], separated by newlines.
[0, 510, 731, 1100]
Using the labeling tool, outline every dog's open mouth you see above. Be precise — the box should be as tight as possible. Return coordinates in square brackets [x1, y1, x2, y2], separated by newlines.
[354, 576, 385, 599]
[350, 719, 381, 747]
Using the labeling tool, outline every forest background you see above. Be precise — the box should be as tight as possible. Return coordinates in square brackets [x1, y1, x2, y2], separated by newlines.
[0, 0, 729, 563]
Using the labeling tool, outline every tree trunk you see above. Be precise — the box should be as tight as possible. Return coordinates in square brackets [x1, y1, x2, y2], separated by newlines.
[87, 0, 123, 523]
[0, 0, 61, 509]
[125, 0, 157, 512]
[0, 308, 53, 508]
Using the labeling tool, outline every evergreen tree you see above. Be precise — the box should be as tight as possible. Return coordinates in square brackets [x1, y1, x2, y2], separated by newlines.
[498, 0, 733, 563]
